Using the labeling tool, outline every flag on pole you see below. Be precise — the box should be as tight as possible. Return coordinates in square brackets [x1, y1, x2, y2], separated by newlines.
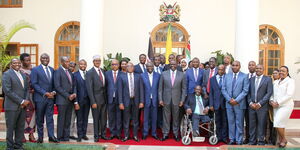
[147, 37, 154, 62]
[165, 23, 172, 64]
[185, 40, 191, 62]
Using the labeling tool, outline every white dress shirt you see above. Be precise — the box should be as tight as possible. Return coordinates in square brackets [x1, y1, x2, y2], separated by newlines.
[139, 63, 145, 73]
[154, 66, 161, 74]
[42, 64, 51, 79]
[79, 70, 86, 80]
[127, 73, 135, 97]
[248, 72, 256, 79]
[14, 69, 24, 88]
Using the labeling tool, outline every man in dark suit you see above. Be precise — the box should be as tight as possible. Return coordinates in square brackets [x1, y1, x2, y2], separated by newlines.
[154, 55, 163, 129]
[209, 64, 228, 143]
[159, 60, 186, 142]
[203, 57, 218, 99]
[248, 64, 273, 145]
[105, 59, 122, 140]
[69, 61, 78, 140]
[162, 54, 183, 72]
[118, 62, 144, 142]
[153, 55, 163, 74]
[159, 54, 166, 70]
[186, 57, 204, 94]
[221, 61, 249, 145]
[141, 62, 160, 140]
[2, 58, 30, 150]
[74, 59, 90, 142]
[30, 53, 58, 143]
[54, 56, 78, 142]
[134, 54, 147, 74]
[185, 85, 210, 136]
[86, 55, 109, 142]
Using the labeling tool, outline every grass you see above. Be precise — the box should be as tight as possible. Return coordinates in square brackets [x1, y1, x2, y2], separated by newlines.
[0, 142, 105, 150]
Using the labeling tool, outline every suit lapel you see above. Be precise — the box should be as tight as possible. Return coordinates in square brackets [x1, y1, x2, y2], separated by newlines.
[39, 65, 50, 83]
[11, 69, 24, 89]
[257, 76, 265, 90]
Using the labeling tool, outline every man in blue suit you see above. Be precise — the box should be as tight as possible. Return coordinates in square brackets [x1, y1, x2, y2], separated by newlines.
[221, 61, 249, 145]
[186, 57, 204, 94]
[209, 64, 228, 143]
[74, 59, 90, 142]
[30, 53, 58, 143]
[140, 62, 160, 140]
[153, 56, 163, 74]
[134, 54, 147, 74]
[105, 59, 123, 140]
[118, 62, 144, 142]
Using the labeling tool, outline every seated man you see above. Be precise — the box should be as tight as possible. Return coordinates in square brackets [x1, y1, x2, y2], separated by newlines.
[184, 85, 210, 136]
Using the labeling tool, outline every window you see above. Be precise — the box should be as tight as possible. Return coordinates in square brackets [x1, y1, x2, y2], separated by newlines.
[54, 21, 80, 69]
[4, 43, 38, 67]
[0, 0, 22, 8]
[150, 22, 189, 56]
[259, 25, 284, 76]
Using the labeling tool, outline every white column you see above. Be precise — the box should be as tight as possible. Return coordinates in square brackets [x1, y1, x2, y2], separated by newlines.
[235, 0, 259, 72]
[80, 0, 104, 69]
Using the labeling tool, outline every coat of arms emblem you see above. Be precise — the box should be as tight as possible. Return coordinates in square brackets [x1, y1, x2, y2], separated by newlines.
[159, 2, 181, 22]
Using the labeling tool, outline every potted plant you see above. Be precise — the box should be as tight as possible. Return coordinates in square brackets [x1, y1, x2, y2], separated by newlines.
[211, 50, 234, 65]
[103, 52, 130, 71]
[0, 20, 35, 112]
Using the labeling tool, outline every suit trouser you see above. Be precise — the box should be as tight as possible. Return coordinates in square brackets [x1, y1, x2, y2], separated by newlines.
[35, 100, 55, 138]
[91, 103, 107, 139]
[5, 109, 25, 149]
[76, 101, 90, 139]
[162, 103, 180, 136]
[123, 100, 139, 137]
[192, 114, 210, 133]
[215, 108, 228, 141]
[157, 106, 163, 128]
[248, 107, 268, 144]
[226, 107, 245, 144]
[244, 107, 250, 141]
[57, 104, 73, 140]
[143, 103, 158, 136]
[108, 98, 122, 136]
[70, 108, 76, 136]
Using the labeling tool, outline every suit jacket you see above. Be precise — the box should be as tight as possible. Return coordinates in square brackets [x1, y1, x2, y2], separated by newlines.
[209, 75, 226, 110]
[30, 64, 55, 103]
[105, 70, 123, 104]
[86, 67, 107, 105]
[221, 72, 249, 109]
[117, 73, 143, 107]
[248, 75, 273, 110]
[134, 64, 146, 74]
[2, 69, 29, 111]
[74, 71, 89, 105]
[158, 70, 186, 105]
[186, 68, 204, 94]
[162, 64, 183, 72]
[202, 68, 218, 95]
[184, 94, 209, 113]
[140, 72, 160, 107]
[54, 66, 77, 105]
[154, 66, 163, 74]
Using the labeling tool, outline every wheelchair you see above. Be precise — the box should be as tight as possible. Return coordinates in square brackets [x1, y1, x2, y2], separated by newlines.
[180, 112, 218, 145]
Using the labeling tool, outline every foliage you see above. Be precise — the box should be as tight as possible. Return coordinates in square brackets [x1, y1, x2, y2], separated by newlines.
[211, 50, 234, 65]
[103, 52, 130, 71]
[295, 59, 300, 73]
[0, 20, 36, 88]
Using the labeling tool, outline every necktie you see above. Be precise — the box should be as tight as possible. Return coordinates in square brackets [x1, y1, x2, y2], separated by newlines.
[83, 71, 86, 80]
[171, 71, 175, 86]
[207, 69, 213, 93]
[45, 66, 51, 81]
[255, 76, 261, 103]
[197, 96, 204, 115]
[194, 69, 198, 81]
[65, 69, 72, 84]
[250, 73, 254, 79]
[16, 71, 24, 88]
[232, 73, 237, 96]
[130, 73, 134, 97]
[156, 67, 159, 74]
[98, 69, 104, 85]
[113, 71, 117, 83]
[219, 76, 223, 89]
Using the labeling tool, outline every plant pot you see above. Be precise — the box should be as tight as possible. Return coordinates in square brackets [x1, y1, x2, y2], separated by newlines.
[0, 97, 3, 112]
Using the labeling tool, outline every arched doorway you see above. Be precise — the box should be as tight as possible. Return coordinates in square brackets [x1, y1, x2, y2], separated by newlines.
[259, 24, 285, 75]
[150, 22, 189, 57]
[54, 21, 80, 68]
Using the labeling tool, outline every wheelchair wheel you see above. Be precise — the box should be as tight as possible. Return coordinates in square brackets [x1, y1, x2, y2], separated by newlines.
[180, 116, 188, 137]
[209, 136, 218, 145]
[181, 136, 191, 145]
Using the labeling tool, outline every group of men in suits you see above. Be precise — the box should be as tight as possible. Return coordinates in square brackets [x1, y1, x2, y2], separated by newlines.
[2, 52, 275, 149]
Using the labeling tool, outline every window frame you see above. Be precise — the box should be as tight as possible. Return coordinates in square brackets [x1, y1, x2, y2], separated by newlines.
[0, 0, 22, 8]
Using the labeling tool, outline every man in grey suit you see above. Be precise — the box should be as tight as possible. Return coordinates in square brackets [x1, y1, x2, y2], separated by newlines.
[2, 58, 30, 150]
[86, 55, 109, 142]
[202, 57, 218, 99]
[248, 65, 273, 145]
[159, 60, 186, 142]
[222, 61, 249, 145]
[54, 56, 79, 142]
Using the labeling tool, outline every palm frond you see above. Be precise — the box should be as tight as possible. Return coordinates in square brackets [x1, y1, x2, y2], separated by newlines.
[0, 55, 18, 70]
[2, 20, 36, 50]
[0, 24, 6, 43]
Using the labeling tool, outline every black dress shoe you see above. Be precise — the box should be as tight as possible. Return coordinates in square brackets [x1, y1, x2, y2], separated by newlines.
[221, 139, 228, 144]
[174, 135, 180, 142]
[49, 137, 59, 143]
[122, 136, 129, 142]
[243, 139, 249, 144]
[161, 136, 169, 141]
[133, 136, 140, 142]
[101, 135, 111, 140]
[37, 138, 43, 143]
[228, 141, 235, 145]
[77, 138, 82, 142]
[69, 136, 77, 140]
[152, 135, 159, 140]
[82, 136, 89, 140]
[142, 135, 147, 140]
[94, 138, 99, 142]
[116, 135, 121, 140]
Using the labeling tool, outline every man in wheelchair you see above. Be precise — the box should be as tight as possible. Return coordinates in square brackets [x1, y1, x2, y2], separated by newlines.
[184, 85, 210, 137]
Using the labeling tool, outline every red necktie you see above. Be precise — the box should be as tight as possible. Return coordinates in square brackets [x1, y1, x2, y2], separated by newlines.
[98, 69, 104, 85]
[207, 69, 213, 93]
